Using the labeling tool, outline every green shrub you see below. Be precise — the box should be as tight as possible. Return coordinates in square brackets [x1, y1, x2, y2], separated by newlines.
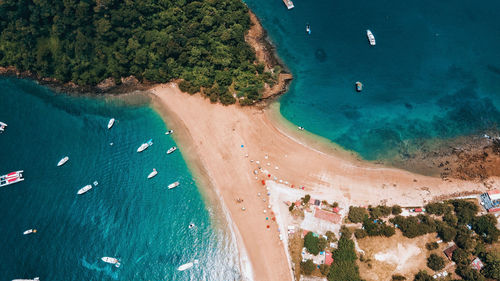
[391, 274, 406, 280]
[427, 254, 445, 271]
[392, 205, 402, 215]
[425, 242, 439, 250]
[413, 270, 433, 281]
[319, 264, 329, 276]
[354, 229, 367, 239]
[300, 259, 316, 275]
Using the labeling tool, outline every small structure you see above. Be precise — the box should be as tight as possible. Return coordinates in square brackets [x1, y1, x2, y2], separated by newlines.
[444, 244, 458, 261]
[480, 189, 500, 212]
[471, 257, 484, 271]
[314, 208, 341, 224]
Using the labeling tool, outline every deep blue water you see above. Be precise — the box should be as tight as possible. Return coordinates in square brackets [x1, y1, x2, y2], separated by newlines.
[0, 78, 240, 280]
[245, 0, 500, 160]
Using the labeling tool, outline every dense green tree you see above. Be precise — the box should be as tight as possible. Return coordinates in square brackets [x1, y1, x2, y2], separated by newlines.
[304, 232, 320, 255]
[425, 202, 451, 215]
[427, 254, 445, 271]
[325, 231, 336, 242]
[348, 206, 369, 223]
[482, 252, 500, 280]
[451, 248, 469, 265]
[0, 0, 277, 104]
[328, 232, 361, 281]
[472, 214, 500, 243]
[450, 200, 478, 225]
[456, 264, 485, 281]
[392, 205, 402, 215]
[425, 242, 439, 250]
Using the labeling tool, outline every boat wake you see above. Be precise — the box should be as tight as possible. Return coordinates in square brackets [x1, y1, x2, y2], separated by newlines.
[81, 257, 119, 280]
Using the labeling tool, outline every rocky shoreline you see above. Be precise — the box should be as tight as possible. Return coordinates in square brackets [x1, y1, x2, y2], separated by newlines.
[385, 130, 500, 183]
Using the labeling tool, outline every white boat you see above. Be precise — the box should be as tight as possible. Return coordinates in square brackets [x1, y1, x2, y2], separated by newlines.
[177, 260, 198, 271]
[101, 257, 121, 268]
[306, 24, 311, 35]
[168, 181, 180, 189]
[148, 169, 158, 179]
[282, 0, 294, 9]
[166, 146, 177, 154]
[77, 184, 93, 195]
[23, 229, 37, 235]
[12, 278, 39, 281]
[165, 130, 174, 135]
[137, 139, 153, 152]
[0, 170, 24, 187]
[57, 156, 69, 167]
[366, 29, 376, 46]
[107, 118, 115, 129]
[0, 121, 7, 133]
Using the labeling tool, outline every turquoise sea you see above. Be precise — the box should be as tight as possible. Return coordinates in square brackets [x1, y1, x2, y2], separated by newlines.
[245, 0, 500, 160]
[0, 78, 241, 280]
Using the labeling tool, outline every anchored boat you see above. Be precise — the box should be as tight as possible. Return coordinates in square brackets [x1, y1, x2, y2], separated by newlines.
[101, 257, 121, 268]
[366, 30, 376, 46]
[57, 156, 69, 167]
[77, 184, 93, 195]
[166, 146, 177, 154]
[165, 130, 174, 135]
[177, 259, 198, 271]
[0, 121, 7, 133]
[23, 229, 37, 235]
[107, 118, 115, 129]
[0, 171, 24, 187]
[137, 139, 153, 152]
[148, 169, 158, 179]
[12, 277, 39, 281]
[355, 81, 363, 92]
[282, 0, 294, 9]
[306, 24, 311, 35]
[168, 181, 180, 189]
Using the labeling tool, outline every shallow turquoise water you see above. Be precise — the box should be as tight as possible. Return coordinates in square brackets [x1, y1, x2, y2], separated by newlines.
[245, 0, 500, 160]
[0, 78, 240, 280]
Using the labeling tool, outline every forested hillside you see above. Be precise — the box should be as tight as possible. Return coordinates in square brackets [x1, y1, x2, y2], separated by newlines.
[0, 0, 277, 104]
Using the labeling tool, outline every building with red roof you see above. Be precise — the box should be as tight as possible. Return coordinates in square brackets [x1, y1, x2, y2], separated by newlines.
[471, 257, 484, 271]
[314, 208, 341, 224]
[325, 251, 333, 265]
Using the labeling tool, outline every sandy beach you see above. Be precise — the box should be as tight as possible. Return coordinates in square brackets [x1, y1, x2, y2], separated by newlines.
[149, 83, 498, 281]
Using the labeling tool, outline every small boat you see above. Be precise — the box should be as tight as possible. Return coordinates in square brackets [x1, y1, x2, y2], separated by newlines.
[12, 278, 40, 281]
[148, 169, 158, 179]
[298, 126, 304, 131]
[137, 139, 153, 153]
[166, 146, 177, 154]
[168, 181, 180, 189]
[57, 156, 69, 167]
[93, 181, 98, 186]
[0, 121, 7, 133]
[189, 223, 195, 229]
[101, 257, 121, 268]
[107, 118, 115, 129]
[177, 260, 198, 271]
[366, 29, 376, 46]
[0, 170, 24, 187]
[77, 184, 93, 195]
[355, 81, 363, 92]
[23, 229, 37, 235]
[165, 130, 174, 135]
[306, 24, 311, 35]
[282, 0, 294, 9]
